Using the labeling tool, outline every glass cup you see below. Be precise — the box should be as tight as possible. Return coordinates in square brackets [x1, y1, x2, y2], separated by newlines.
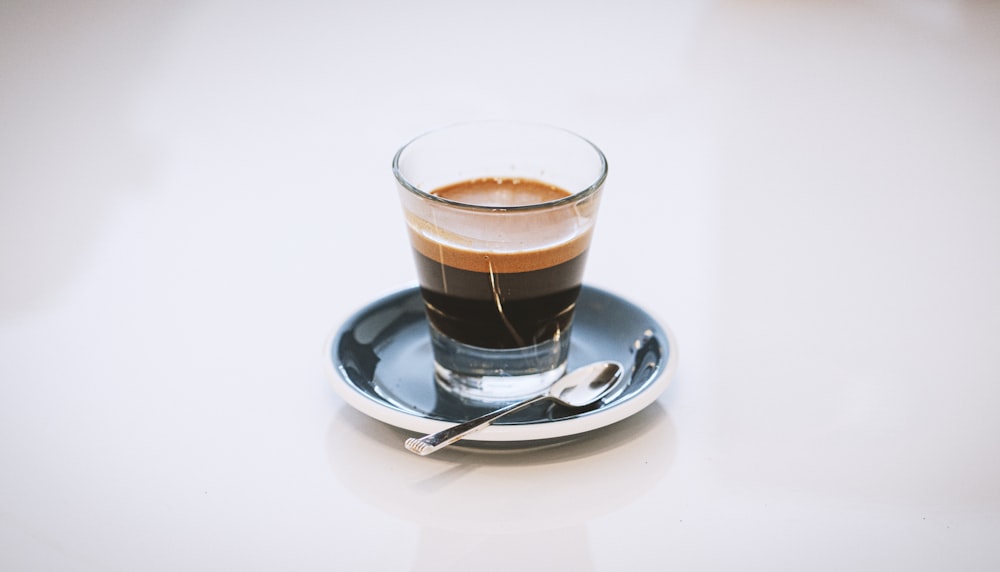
[392, 121, 607, 403]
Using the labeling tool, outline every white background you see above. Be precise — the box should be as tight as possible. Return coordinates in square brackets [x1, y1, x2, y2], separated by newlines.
[2, 0, 998, 569]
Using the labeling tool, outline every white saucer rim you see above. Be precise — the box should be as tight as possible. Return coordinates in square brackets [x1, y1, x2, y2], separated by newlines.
[322, 284, 678, 443]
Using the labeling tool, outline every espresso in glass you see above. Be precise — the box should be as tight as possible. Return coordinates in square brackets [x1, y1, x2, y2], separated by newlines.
[393, 122, 606, 403]
[410, 178, 590, 349]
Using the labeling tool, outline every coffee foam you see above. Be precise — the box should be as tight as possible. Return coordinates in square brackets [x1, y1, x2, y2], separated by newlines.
[433, 177, 568, 207]
[408, 226, 591, 273]
[406, 178, 593, 273]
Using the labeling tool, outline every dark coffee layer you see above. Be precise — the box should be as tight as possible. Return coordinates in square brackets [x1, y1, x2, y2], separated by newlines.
[415, 249, 586, 348]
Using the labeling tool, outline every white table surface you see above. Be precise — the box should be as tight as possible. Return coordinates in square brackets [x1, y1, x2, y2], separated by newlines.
[3, 1, 999, 569]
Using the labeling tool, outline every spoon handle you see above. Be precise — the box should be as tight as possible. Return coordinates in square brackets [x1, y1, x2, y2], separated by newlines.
[404, 395, 549, 455]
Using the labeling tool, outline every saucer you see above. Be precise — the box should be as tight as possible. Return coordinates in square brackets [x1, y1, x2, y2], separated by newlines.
[324, 285, 677, 442]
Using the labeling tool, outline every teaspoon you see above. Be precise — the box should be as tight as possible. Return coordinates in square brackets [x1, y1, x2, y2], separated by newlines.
[404, 360, 625, 456]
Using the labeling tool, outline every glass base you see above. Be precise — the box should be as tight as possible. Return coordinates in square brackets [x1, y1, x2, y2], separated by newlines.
[430, 326, 571, 403]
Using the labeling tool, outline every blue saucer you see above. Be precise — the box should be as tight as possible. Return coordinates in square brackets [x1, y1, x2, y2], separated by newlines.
[325, 285, 677, 442]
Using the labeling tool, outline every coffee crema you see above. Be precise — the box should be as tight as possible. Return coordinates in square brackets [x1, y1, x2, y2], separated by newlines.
[409, 177, 592, 349]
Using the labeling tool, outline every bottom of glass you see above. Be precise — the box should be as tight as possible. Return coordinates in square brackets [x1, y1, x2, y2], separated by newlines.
[430, 326, 571, 403]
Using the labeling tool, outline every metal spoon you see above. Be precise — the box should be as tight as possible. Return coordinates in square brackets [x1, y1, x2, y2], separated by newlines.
[404, 361, 625, 456]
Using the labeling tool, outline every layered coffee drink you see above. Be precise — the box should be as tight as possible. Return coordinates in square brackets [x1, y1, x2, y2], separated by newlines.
[393, 121, 606, 402]
[408, 178, 591, 349]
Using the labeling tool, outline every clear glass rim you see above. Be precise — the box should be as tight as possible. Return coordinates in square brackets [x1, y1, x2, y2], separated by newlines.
[392, 120, 608, 212]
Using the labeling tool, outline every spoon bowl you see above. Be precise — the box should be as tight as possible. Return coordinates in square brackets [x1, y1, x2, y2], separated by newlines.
[404, 361, 624, 456]
[546, 361, 626, 408]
